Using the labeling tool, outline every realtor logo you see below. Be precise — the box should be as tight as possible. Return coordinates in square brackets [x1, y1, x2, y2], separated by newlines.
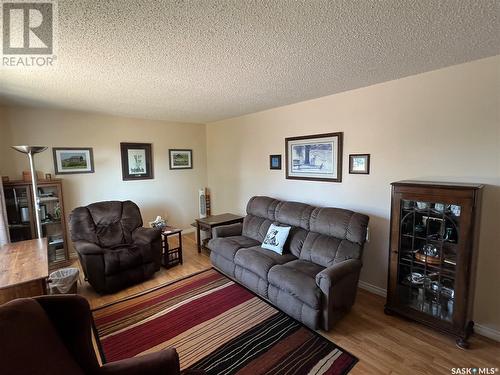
[1, 0, 57, 67]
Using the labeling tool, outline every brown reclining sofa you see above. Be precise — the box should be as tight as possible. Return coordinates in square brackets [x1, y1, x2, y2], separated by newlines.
[208, 196, 369, 330]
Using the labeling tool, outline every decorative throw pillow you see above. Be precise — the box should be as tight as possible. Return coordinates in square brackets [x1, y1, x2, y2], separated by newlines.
[261, 224, 291, 254]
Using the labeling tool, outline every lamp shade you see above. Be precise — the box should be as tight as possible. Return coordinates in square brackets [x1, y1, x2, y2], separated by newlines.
[12, 146, 48, 154]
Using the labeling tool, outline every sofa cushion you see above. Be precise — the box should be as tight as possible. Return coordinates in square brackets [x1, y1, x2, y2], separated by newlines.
[242, 215, 273, 242]
[246, 196, 279, 220]
[283, 226, 308, 258]
[208, 236, 260, 260]
[0, 299, 84, 375]
[309, 207, 369, 245]
[268, 260, 324, 309]
[274, 201, 314, 230]
[301, 232, 362, 267]
[234, 246, 296, 280]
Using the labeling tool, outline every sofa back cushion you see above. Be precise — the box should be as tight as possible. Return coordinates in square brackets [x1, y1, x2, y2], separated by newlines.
[242, 215, 273, 242]
[242, 196, 277, 242]
[275, 201, 314, 230]
[70, 201, 143, 248]
[300, 208, 369, 266]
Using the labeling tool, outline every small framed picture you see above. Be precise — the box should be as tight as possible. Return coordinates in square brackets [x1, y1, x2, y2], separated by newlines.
[349, 154, 370, 174]
[52, 147, 95, 174]
[120, 143, 154, 180]
[269, 155, 282, 170]
[169, 149, 193, 169]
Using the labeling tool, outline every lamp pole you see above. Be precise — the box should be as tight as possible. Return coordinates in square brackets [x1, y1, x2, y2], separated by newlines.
[12, 146, 47, 239]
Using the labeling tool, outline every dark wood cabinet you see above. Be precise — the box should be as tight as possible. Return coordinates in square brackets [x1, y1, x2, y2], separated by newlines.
[3, 179, 69, 267]
[385, 180, 483, 349]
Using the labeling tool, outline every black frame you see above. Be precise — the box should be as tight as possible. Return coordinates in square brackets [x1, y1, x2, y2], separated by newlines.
[52, 147, 95, 175]
[285, 132, 343, 182]
[169, 149, 193, 170]
[120, 142, 154, 180]
[349, 154, 370, 174]
[269, 154, 282, 170]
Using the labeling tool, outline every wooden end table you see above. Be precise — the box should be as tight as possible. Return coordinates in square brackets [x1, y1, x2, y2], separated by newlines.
[194, 213, 244, 253]
[161, 226, 183, 268]
[0, 238, 48, 304]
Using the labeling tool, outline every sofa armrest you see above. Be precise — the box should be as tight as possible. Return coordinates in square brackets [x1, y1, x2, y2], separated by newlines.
[74, 241, 104, 255]
[212, 223, 243, 239]
[315, 259, 362, 294]
[99, 348, 180, 375]
[132, 226, 162, 245]
[35, 295, 101, 374]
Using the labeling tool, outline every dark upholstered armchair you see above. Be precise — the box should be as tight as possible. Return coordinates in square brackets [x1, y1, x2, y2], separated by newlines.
[70, 201, 162, 294]
[0, 295, 180, 375]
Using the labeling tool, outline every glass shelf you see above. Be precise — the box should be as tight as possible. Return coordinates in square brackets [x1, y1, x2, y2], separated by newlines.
[396, 199, 460, 323]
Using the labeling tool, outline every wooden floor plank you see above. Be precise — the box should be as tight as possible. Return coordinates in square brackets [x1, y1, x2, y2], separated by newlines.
[75, 233, 500, 374]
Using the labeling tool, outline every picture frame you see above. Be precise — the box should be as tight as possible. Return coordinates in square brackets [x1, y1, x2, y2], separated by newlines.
[120, 142, 154, 180]
[285, 132, 343, 182]
[169, 149, 193, 169]
[52, 147, 95, 174]
[269, 154, 282, 170]
[349, 154, 370, 174]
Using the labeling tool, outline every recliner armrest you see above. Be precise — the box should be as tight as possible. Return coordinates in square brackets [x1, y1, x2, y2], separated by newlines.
[315, 259, 362, 294]
[132, 226, 161, 245]
[212, 223, 243, 238]
[74, 241, 104, 255]
[99, 347, 180, 375]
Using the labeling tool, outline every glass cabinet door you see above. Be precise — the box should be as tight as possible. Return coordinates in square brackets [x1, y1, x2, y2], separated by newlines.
[396, 199, 460, 322]
[4, 185, 35, 242]
[38, 184, 67, 264]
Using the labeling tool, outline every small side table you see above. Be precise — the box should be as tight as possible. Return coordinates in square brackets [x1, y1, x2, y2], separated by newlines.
[194, 213, 244, 253]
[161, 226, 183, 268]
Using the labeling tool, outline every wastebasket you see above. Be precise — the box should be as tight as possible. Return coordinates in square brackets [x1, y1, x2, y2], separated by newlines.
[48, 268, 79, 294]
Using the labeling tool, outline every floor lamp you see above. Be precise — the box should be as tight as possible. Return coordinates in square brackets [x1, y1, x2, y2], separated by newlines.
[12, 146, 48, 239]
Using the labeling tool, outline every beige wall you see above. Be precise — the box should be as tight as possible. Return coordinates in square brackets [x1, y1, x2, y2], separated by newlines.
[207, 56, 500, 334]
[0, 107, 207, 234]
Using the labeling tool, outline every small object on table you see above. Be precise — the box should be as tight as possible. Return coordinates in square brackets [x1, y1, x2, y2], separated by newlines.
[150, 215, 167, 229]
[194, 213, 244, 253]
[161, 226, 183, 268]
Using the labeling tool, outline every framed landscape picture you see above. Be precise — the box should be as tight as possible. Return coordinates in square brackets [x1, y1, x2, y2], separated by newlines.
[285, 132, 343, 182]
[349, 154, 370, 174]
[120, 142, 153, 180]
[169, 149, 193, 169]
[53, 147, 94, 174]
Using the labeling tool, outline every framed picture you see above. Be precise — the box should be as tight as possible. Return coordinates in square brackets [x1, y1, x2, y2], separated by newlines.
[120, 143, 153, 180]
[52, 147, 94, 174]
[269, 154, 282, 170]
[349, 154, 370, 174]
[169, 149, 193, 169]
[285, 132, 343, 182]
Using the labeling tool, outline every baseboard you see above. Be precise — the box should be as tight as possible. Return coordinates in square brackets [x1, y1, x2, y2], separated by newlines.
[357, 281, 500, 342]
[358, 280, 387, 298]
[182, 227, 196, 235]
[474, 323, 500, 342]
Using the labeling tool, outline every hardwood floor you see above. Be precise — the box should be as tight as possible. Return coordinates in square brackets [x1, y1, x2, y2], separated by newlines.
[76, 233, 500, 374]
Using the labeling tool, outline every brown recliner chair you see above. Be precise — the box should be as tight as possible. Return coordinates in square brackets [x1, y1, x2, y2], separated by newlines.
[0, 295, 180, 375]
[70, 201, 162, 294]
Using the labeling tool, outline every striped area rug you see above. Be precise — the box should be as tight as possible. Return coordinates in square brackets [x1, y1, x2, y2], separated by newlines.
[92, 268, 357, 375]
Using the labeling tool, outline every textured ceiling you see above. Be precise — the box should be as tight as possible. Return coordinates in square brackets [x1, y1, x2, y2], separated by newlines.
[0, 0, 498, 123]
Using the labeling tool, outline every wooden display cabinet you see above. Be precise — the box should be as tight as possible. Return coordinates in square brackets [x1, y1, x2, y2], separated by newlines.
[385, 180, 483, 349]
[3, 179, 69, 267]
